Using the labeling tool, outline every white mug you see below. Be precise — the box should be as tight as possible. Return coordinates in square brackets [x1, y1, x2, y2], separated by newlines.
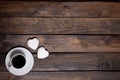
[5, 47, 34, 76]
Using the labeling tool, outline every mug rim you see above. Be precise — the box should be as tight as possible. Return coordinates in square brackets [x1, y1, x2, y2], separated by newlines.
[10, 53, 26, 69]
[5, 47, 34, 76]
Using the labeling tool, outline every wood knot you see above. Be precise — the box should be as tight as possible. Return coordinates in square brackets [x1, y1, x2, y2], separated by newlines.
[62, 5, 71, 16]
[105, 36, 120, 47]
[98, 61, 112, 70]
[63, 5, 70, 10]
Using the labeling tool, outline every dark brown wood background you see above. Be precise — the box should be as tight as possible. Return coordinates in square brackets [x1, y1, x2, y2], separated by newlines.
[0, 1, 120, 80]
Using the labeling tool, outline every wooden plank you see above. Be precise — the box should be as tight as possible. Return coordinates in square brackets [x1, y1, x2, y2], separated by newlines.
[0, 0, 120, 2]
[0, 18, 120, 34]
[33, 53, 120, 71]
[1, 53, 120, 72]
[0, 2, 120, 17]
[0, 35, 120, 52]
[0, 72, 120, 80]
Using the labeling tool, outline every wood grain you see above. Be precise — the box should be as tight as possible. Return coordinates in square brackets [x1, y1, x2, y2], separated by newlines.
[0, 35, 120, 53]
[0, 2, 120, 17]
[0, 0, 120, 1]
[0, 35, 120, 52]
[1, 72, 120, 80]
[1, 53, 120, 72]
[33, 53, 120, 71]
[0, 18, 120, 34]
[0, 1, 120, 79]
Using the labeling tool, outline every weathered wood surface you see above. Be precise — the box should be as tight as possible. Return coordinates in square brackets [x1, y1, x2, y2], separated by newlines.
[0, 35, 120, 52]
[0, 0, 120, 2]
[1, 53, 120, 72]
[0, 18, 120, 34]
[0, 1, 120, 79]
[0, 2, 120, 17]
[1, 72, 120, 80]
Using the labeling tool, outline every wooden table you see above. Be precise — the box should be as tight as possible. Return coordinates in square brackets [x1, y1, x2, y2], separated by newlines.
[0, 1, 120, 80]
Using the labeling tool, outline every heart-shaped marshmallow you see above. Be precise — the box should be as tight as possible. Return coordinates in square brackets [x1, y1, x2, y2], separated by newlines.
[27, 38, 39, 50]
[37, 47, 49, 59]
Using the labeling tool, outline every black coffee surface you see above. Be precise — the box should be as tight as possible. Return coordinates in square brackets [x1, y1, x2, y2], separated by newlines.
[12, 55, 26, 69]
